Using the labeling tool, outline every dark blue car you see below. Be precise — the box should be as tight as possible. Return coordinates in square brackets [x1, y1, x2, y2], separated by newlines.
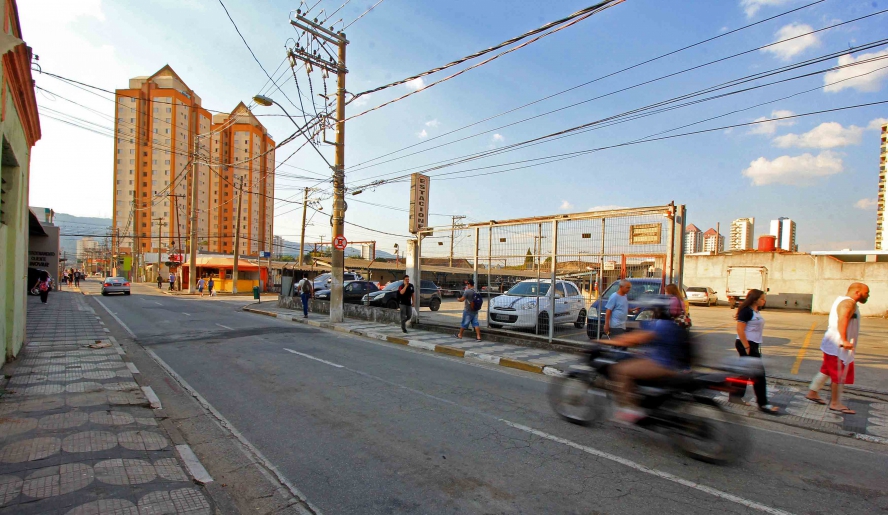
[586, 278, 665, 339]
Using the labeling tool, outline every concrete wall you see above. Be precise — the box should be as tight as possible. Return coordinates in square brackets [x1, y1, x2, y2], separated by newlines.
[278, 296, 404, 325]
[28, 225, 59, 280]
[683, 252, 888, 316]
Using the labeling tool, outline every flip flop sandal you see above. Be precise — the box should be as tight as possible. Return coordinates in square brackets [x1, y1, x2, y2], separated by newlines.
[759, 405, 779, 414]
[805, 397, 826, 405]
[829, 407, 856, 415]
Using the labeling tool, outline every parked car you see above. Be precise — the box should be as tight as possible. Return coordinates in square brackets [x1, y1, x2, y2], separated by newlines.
[587, 279, 690, 338]
[312, 271, 364, 290]
[314, 280, 379, 304]
[488, 279, 586, 332]
[101, 277, 131, 296]
[362, 280, 442, 311]
[687, 286, 718, 306]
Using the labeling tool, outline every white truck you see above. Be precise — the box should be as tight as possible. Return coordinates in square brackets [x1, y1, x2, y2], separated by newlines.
[725, 266, 768, 308]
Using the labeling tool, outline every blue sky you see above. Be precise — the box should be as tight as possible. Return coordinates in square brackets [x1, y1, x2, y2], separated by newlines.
[21, 0, 888, 252]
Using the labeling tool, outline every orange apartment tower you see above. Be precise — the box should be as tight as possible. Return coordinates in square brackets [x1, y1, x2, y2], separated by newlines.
[112, 66, 275, 268]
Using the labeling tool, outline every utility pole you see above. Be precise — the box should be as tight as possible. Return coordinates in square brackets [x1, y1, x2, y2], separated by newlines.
[449, 215, 466, 267]
[188, 158, 199, 293]
[298, 186, 309, 267]
[232, 175, 245, 294]
[152, 217, 166, 283]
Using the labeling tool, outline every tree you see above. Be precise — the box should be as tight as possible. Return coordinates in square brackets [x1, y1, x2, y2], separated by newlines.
[524, 248, 534, 269]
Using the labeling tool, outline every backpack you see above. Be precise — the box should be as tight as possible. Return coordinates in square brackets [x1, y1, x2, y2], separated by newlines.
[301, 279, 312, 294]
[38, 280, 49, 292]
[471, 291, 484, 311]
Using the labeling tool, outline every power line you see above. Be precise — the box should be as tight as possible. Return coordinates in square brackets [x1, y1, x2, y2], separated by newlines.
[345, 0, 827, 172]
[343, 0, 386, 29]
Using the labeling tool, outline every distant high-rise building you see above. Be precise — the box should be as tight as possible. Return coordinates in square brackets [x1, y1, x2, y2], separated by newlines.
[273, 235, 284, 258]
[877, 121, 887, 250]
[730, 217, 755, 250]
[769, 217, 797, 251]
[112, 65, 275, 260]
[684, 224, 703, 253]
[76, 237, 100, 260]
[702, 228, 724, 253]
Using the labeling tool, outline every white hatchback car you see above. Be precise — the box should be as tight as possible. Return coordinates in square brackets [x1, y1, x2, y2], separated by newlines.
[488, 279, 586, 331]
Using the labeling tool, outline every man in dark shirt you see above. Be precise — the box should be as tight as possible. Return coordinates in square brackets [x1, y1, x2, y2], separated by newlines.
[397, 275, 415, 333]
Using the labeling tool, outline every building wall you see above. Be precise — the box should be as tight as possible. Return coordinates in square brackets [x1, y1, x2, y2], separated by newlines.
[0, 0, 41, 360]
[683, 252, 888, 316]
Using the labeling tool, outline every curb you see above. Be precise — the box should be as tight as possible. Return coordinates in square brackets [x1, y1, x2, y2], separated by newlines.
[241, 307, 565, 378]
[240, 306, 888, 446]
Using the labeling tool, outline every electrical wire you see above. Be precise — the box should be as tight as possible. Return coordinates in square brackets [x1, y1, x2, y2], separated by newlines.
[343, 0, 386, 29]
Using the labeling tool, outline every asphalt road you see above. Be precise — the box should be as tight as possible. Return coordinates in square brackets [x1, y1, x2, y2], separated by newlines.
[90, 284, 888, 515]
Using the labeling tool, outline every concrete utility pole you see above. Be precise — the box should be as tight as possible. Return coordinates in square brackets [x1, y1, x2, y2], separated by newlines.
[152, 217, 166, 282]
[329, 28, 348, 323]
[449, 215, 466, 267]
[232, 175, 245, 294]
[188, 158, 199, 293]
[298, 187, 309, 267]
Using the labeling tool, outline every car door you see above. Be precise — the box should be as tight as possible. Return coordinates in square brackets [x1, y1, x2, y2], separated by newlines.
[564, 283, 583, 319]
[420, 281, 436, 306]
[343, 282, 359, 303]
[553, 283, 570, 321]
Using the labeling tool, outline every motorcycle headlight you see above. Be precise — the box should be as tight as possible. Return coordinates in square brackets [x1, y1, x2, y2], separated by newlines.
[520, 301, 537, 310]
[588, 307, 599, 318]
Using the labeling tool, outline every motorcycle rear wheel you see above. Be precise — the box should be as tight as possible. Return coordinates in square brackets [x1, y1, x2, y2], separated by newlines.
[666, 398, 749, 464]
[548, 370, 609, 426]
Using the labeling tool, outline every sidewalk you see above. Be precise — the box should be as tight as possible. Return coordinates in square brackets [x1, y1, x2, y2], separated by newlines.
[244, 303, 888, 444]
[0, 291, 215, 514]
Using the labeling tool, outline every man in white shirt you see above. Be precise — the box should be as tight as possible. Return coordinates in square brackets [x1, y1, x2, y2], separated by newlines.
[805, 282, 869, 414]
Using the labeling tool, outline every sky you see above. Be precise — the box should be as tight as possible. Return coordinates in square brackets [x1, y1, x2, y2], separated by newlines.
[19, 0, 888, 253]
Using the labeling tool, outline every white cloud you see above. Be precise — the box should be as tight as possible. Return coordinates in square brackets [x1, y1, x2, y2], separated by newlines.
[492, 133, 504, 142]
[772, 122, 864, 149]
[855, 198, 878, 210]
[424, 119, 440, 128]
[352, 93, 370, 107]
[742, 151, 843, 186]
[405, 77, 425, 91]
[748, 110, 796, 135]
[740, 0, 794, 18]
[761, 23, 819, 61]
[823, 49, 888, 93]
[587, 205, 627, 212]
[417, 129, 428, 138]
[867, 117, 888, 130]
[559, 200, 574, 210]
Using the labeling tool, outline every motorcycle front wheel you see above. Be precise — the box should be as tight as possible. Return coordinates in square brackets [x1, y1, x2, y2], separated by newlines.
[665, 397, 749, 464]
[547, 370, 609, 426]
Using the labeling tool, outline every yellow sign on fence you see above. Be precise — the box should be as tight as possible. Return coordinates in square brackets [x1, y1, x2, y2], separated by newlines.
[629, 223, 662, 245]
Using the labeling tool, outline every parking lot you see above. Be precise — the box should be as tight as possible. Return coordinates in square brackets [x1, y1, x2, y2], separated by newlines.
[422, 297, 888, 392]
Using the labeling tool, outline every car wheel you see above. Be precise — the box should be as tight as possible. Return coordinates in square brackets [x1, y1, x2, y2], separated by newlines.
[429, 297, 441, 311]
[101, 292, 108, 296]
[386, 299, 399, 310]
[574, 310, 586, 328]
[536, 312, 550, 334]
[124, 292, 131, 296]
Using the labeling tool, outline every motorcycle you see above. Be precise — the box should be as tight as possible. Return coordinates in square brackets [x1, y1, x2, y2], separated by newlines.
[549, 343, 758, 464]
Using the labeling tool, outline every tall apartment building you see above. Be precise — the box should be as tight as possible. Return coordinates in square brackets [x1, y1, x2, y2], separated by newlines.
[730, 217, 755, 250]
[702, 228, 724, 253]
[273, 235, 284, 258]
[769, 217, 797, 251]
[112, 66, 275, 262]
[76, 237, 100, 260]
[877, 121, 887, 250]
[684, 224, 703, 253]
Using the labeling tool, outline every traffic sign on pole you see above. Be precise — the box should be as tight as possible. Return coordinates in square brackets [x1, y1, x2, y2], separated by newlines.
[333, 235, 348, 251]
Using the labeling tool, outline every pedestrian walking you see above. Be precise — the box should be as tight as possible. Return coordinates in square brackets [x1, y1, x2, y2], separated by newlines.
[197, 277, 205, 297]
[397, 275, 415, 333]
[296, 273, 313, 318]
[730, 289, 779, 414]
[805, 282, 869, 415]
[604, 279, 631, 337]
[169, 272, 175, 291]
[34, 273, 51, 304]
[157, 275, 163, 289]
[73, 270, 80, 287]
[208, 277, 216, 297]
[456, 279, 482, 341]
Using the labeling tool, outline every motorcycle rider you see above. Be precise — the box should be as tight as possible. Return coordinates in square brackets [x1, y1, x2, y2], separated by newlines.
[604, 296, 689, 424]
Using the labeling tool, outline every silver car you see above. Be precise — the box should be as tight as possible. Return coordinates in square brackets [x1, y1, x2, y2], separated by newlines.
[686, 286, 717, 306]
[101, 277, 131, 296]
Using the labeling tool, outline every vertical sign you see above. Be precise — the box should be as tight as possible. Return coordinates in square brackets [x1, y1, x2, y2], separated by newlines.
[409, 173, 430, 234]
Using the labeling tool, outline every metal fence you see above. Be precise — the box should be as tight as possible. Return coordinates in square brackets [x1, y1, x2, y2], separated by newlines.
[417, 204, 685, 343]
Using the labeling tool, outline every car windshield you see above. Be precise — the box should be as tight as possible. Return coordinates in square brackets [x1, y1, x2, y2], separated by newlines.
[383, 281, 403, 291]
[687, 287, 706, 292]
[505, 282, 550, 296]
[601, 281, 660, 301]
[108, 277, 125, 282]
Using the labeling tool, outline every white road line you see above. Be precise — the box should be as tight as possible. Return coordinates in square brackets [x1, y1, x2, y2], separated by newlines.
[498, 420, 794, 515]
[283, 348, 344, 368]
[183, 313, 191, 316]
[216, 323, 234, 330]
[93, 298, 137, 339]
[155, 301, 163, 305]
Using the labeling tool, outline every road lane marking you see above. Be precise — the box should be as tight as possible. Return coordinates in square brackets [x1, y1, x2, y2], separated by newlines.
[183, 313, 191, 317]
[790, 322, 819, 374]
[499, 420, 794, 515]
[93, 298, 137, 339]
[283, 348, 344, 368]
[155, 301, 163, 305]
[216, 323, 234, 330]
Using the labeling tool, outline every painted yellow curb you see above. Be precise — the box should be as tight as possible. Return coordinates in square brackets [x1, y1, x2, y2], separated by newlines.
[499, 358, 543, 374]
[386, 336, 409, 345]
[434, 345, 466, 358]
